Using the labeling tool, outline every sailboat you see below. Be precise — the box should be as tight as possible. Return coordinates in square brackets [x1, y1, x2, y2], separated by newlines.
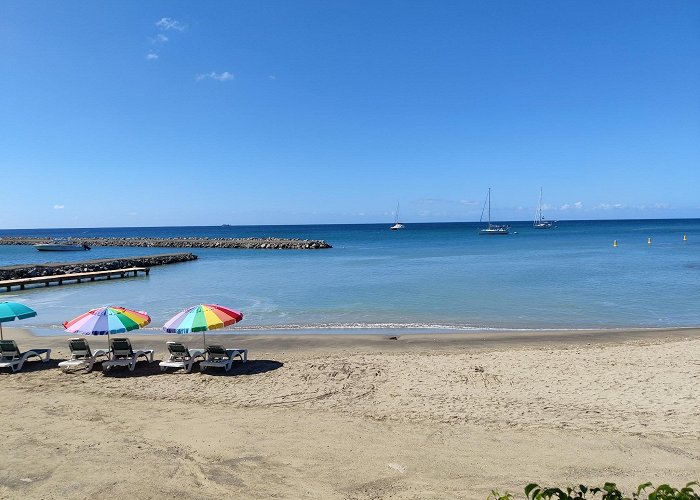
[478, 188, 510, 235]
[390, 201, 405, 230]
[533, 187, 554, 229]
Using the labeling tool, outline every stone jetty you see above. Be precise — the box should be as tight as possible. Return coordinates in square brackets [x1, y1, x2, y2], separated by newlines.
[0, 236, 332, 250]
[0, 253, 197, 281]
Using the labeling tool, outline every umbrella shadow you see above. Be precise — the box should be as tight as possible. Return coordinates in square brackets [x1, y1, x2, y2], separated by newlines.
[200, 359, 284, 377]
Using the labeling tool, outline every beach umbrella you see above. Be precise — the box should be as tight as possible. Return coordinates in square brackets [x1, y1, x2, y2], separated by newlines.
[162, 304, 243, 348]
[0, 301, 37, 340]
[63, 306, 151, 344]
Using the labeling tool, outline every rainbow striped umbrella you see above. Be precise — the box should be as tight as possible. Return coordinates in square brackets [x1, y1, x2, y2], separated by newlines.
[163, 304, 243, 348]
[63, 306, 151, 343]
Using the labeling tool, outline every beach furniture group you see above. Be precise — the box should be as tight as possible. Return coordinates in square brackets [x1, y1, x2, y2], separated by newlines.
[3, 337, 248, 374]
[1, 302, 248, 374]
[159, 341, 248, 373]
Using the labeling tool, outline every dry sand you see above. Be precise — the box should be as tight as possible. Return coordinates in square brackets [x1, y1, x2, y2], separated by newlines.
[1, 327, 699, 499]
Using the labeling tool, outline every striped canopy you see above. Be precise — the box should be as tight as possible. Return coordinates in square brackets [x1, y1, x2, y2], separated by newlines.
[163, 304, 243, 333]
[63, 306, 151, 335]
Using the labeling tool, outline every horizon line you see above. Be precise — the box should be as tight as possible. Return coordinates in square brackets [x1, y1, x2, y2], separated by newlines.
[1, 216, 699, 232]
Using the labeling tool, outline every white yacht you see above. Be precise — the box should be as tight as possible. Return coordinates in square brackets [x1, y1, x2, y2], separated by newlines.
[390, 201, 405, 230]
[34, 241, 91, 251]
[478, 188, 510, 235]
[533, 187, 554, 229]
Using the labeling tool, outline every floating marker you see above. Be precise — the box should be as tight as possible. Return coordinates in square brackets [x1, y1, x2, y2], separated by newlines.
[648, 237, 652, 245]
[683, 234, 687, 241]
[613, 240, 618, 247]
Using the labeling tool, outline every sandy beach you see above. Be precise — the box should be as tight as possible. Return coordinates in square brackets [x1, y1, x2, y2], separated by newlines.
[1, 327, 699, 499]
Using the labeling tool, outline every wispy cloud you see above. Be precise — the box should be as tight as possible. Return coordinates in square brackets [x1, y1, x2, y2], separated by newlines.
[53, 204, 64, 210]
[150, 34, 169, 44]
[196, 71, 235, 82]
[459, 200, 480, 206]
[267, 75, 277, 80]
[593, 203, 625, 211]
[156, 17, 186, 31]
[146, 18, 185, 62]
[560, 202, 583, 211]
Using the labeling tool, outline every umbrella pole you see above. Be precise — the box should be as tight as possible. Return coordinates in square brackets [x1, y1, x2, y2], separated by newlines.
[203, 330, 206, 350]
[0, 323, 3, 341]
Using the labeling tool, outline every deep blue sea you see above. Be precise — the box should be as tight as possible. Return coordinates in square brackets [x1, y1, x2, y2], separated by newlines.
[1, 219, 699, 335]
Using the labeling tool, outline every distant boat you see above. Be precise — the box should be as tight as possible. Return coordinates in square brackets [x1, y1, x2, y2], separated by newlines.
[34, 241, 90, 251]
[533, 187, 554, 229]
[390, 201, 405, 230]
[479, 188, 510, 235]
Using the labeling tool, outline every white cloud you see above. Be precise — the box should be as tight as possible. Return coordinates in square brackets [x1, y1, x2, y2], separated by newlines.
[560, 202, 583, 211]
[152, 34, 168, 43]
[196, 71, 235, 82]
[156, 17, 186, 31]
[594, 203, 625, 211]
[53, 204, 64, 210]
[267, 75, 277, 80]
[459, 200, 480, 206]
[146, 52, 159, 60]
[128, 212, 138, 216]
[636, 203, 669, 210]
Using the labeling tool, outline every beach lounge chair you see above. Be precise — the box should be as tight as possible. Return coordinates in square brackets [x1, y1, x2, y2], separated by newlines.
[200, 344, 247, 372]
[101, 337, 154, 372]
[0, 339, 51, 373]
[58, 338, 110, 373]
[158, 341, 206, 373]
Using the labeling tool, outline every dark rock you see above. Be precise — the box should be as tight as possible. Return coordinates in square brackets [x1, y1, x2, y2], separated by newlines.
[0, 253, 198, 281]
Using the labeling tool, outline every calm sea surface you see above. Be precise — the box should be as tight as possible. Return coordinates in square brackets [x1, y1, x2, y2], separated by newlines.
[1, 220, 698, 335]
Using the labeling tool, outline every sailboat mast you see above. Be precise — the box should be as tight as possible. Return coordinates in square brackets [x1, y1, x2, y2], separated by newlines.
[488, 187, 491, 225]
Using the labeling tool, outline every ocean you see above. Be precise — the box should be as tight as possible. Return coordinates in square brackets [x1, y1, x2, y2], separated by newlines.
[1, 219, 698, 335]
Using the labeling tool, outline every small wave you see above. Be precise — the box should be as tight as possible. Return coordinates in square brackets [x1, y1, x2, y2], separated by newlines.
[18, 322, 697, 337]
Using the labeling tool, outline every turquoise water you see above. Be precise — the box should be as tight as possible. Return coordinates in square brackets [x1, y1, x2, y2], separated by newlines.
[1, 219, 699, 335]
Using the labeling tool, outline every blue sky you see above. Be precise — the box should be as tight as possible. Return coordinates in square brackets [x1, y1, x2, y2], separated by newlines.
[1, 1, 698, 228]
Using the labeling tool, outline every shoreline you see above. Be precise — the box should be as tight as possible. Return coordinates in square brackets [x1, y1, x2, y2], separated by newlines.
[8, 324, 700, 351]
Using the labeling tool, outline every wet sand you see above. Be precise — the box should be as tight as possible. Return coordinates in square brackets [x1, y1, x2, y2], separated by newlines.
[1, 327, 699, 499]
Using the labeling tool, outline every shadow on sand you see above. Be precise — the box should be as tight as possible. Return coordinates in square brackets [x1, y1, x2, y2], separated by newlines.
[201, 359, 284, 377]
[98, 358, 284, 378]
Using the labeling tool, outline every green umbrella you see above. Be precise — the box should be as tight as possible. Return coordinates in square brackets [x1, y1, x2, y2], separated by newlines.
[0, 301, 37, 340]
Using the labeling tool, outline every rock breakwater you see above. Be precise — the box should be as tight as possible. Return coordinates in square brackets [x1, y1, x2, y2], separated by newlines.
[0, 253, 197, 280]
[0, 237, 332, 250]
